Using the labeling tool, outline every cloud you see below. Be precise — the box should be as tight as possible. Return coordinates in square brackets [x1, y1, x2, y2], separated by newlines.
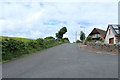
[77, 21, 92, 26]
[43, 20, 67, 25]
[26, 10, 44, 23]
[0, 19, 5, 23]
[1, 2, 118, 42]
[39, 2, 45, 7]
[0, 18, 5, 33]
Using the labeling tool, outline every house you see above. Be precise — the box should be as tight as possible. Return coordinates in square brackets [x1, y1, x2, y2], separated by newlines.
[104, 24, 120, 44]
[88, 28, 106, 41]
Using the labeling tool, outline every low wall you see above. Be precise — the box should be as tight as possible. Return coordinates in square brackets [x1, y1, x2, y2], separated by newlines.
[87, 42, 119, 54]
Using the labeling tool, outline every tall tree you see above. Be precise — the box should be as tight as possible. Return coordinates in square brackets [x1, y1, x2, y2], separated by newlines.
[80, 31, 85, 41]
[56, 27, 67, 39]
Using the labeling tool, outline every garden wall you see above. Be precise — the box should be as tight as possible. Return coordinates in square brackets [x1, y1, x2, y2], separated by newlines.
[87, 42, 119, 54]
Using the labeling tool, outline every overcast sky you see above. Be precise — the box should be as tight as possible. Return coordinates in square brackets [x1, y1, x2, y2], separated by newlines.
[0, 1, 118, 42]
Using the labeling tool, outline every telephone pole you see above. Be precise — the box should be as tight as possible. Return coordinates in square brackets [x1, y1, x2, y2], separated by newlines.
[75, 31, 77, 42]
[76, 32, 77, 42]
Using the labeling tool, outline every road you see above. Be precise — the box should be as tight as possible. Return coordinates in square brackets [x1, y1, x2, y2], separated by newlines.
[2, 43, 118, 78]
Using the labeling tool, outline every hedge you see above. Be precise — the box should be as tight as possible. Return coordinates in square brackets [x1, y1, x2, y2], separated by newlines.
[1, 38, 69, 62]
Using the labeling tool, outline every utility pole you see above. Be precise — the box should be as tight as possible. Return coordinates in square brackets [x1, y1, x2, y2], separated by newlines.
[76, 32, 77, 41]
[75, 31, 77, 42]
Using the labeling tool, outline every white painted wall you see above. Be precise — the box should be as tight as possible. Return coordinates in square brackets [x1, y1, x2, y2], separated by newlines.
[104, 26, 117, 44]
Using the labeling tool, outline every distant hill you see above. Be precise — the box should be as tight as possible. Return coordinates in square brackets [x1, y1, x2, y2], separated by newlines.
[0, 36, 34, 41]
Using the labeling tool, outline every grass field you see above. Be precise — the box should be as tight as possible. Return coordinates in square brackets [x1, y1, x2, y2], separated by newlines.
[0, 36, 34, 41]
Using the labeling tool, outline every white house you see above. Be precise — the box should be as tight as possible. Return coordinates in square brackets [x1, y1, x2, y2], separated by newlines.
[104, 24, 120, 44]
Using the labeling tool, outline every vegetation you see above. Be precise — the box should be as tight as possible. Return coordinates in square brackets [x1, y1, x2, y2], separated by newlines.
[1, 37, 69, 63]
[76, 40, 81, 43]
[56, 27, 67, 39]
[63, 38, 70, 43]
[1, 27, 70, 63]
[86, 36, 92, 41]
[80, 31, 85, 42]
[55, 27, 70, 43]
[44, 36, 55, 40]
[0, 36, 33, 41]
[99, 37, 103, 41]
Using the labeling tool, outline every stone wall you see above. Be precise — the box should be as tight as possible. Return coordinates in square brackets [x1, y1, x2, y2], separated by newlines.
[87, 42, 119, 54]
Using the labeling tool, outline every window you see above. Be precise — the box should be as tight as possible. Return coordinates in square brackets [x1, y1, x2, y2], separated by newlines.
[93, 34, 100, 38]
[109, 38, 114, 44]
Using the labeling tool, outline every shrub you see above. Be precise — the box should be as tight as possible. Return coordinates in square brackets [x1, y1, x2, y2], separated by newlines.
[44, 36, 55, 40]
[86, 36, 92, 41]
[2, 39, 28, 61]
[2, 37, 66, 62]
[63, 38, 70, 43]
[76, 40, 81, 43]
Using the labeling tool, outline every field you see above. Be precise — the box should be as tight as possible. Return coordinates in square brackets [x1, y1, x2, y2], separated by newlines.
[0, 36, 33, 41]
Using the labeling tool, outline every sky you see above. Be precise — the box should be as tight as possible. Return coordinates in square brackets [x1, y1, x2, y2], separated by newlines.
[0, 1, 118, 42]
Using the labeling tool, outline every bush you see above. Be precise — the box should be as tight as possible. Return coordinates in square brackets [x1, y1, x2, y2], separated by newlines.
[63, 38, 70, 43]
[44, 36, 55, 40]
[2, 39, 28, 61]
[76, 40, 81, 43]
[2, 37, 66, 62]
[86, 36, 92, 41]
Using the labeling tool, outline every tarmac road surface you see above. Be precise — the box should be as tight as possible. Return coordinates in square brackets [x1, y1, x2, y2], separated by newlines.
[2, 43, 118, 78]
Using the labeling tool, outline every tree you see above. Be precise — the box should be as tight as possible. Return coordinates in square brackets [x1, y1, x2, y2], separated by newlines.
[59, 27, 67, 34]
[80, 31, 85, 41]
[56, 27, 67, 39]
[56, 33, 63, 39]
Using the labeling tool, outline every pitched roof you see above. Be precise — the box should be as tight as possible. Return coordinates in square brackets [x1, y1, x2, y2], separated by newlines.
[104, 24, 120, 38]
[111, 25, 120, 35]
[95, 28, 106, 37]
[89, 28, 106, 38]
